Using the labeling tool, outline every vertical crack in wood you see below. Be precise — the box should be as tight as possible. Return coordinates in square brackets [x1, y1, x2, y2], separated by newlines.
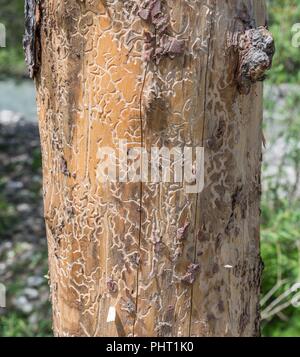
[133, 61, 149, 336]
[188, 0, 216, 337]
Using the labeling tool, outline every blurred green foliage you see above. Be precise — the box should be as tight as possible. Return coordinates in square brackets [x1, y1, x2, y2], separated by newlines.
[0, 0, 26, 78]
[267, 0, 300, 83]
[0, 312, 51, 337]
[261, 87, 300, 336]
[0, 194, 16, 233]
[261, 204, 300, 336]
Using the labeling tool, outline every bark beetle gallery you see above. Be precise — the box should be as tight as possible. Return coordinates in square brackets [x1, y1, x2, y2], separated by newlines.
[24, 1, 274, 337]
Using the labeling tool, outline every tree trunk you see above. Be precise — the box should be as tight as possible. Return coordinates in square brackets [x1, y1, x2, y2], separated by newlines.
[33, 0, 274, 337]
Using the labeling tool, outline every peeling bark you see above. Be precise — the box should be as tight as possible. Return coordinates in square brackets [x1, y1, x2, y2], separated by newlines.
[34, 0, 273, 337]
[23, 0, 42, 79]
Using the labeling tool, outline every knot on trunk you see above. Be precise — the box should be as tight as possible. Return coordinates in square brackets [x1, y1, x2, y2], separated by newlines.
[237, 26, 275, 94]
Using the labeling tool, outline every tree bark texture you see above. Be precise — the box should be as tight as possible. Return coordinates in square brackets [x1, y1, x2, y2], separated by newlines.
[34, 0, 273, 336]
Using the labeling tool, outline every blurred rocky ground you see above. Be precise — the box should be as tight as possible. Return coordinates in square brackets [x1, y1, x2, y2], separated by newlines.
[0, 110, 51, 336]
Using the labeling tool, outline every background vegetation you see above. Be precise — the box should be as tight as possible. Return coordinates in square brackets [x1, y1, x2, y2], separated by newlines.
[261, 0, 300, 337]
[0, 0, 300, 337]
[0, 0, 25, 79]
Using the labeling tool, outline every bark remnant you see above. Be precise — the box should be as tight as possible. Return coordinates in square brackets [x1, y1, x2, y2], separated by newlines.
[237, 26, 275, 94]
[23, 0, 41, 79]
[139, 0, 184, 63]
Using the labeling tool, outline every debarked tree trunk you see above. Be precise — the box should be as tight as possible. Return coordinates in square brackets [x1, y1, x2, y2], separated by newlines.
[27, 0, 274, 336]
